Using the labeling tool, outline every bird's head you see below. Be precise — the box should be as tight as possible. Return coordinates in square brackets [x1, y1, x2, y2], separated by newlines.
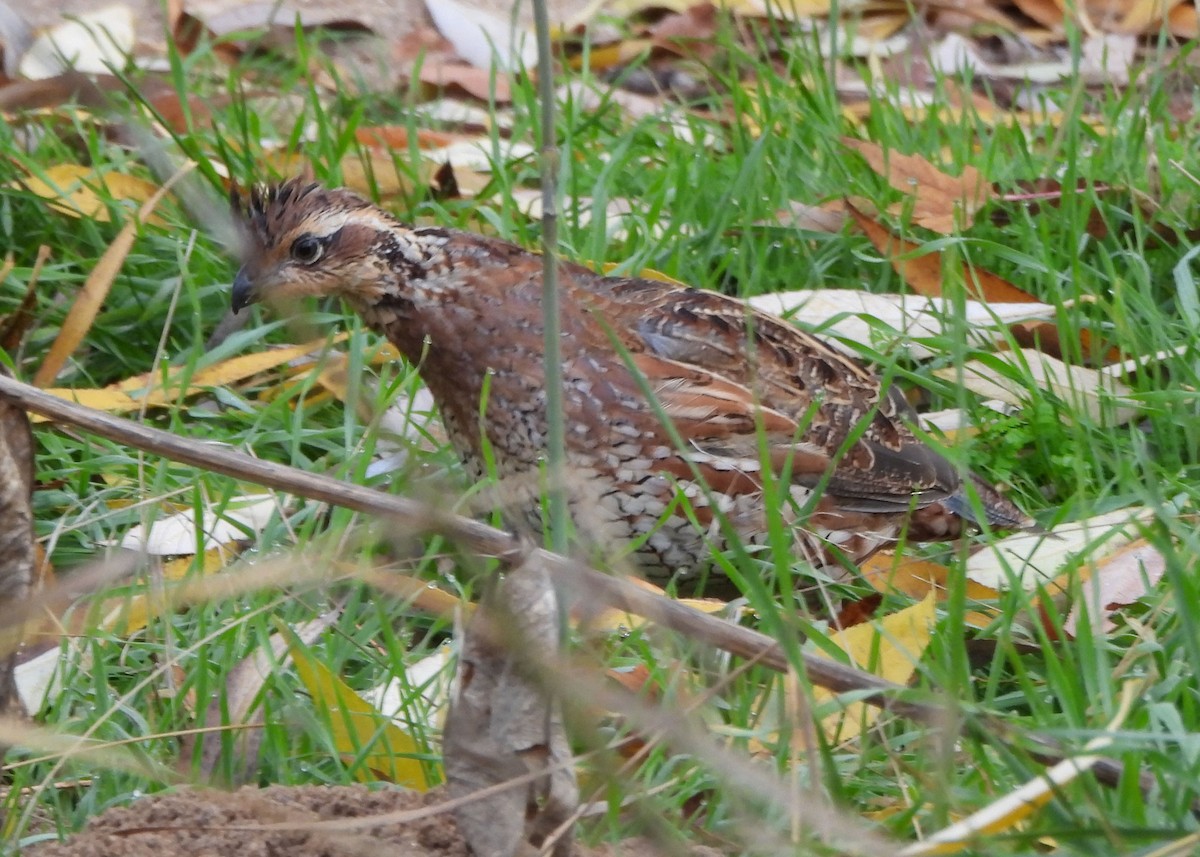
[229, 179, 411, 314]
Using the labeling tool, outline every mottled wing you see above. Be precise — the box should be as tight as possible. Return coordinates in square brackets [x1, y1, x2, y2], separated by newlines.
[586, 276, 959, 511]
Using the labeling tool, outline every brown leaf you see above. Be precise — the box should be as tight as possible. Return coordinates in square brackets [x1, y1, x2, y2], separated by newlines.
[1168, 3, 1198, 37]
[1065, 539, 1166, 637]
[846, 200, 1036, 303]
[650, 3, 720, 58]
[1012, 0, 1067, 31]
[445, 561, 577, 857]
[1119, 0, 1188, 34]
[355, 125, 461, 151]
[832, 593, 882, 629]
[414, 59, 513, 103]
[168, 0, 373, 59]
[772, 199, 848, 233]
[843, 138, 994, 233]
[184, 611, 340, 785]
[1009, 320, 1124, 366]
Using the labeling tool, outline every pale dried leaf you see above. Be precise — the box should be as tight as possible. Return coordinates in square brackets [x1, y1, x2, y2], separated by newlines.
[14, 645, 71, 716]
[933, 348, 1140, 425]
[446, 561, 577, 856]
[180, 0, 373, 37]
[19, 4, 134, 79]
[116, 496, 280, 555]
[0, 0, 35, 78]
[1078, 33, 1136, 85]
[774, 200, 848, 233]
[967, 507, 1153, 592]
[1065, 539, 1166, 637]
[425, 0, 536, 72]
[748, 290, 1054, 359]
[512, 188, 648, 240]
[365, 645, 454, 731]
[190, 610, 339, 784]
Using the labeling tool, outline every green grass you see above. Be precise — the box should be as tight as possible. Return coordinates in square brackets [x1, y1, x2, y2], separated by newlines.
[2, 15, 1200, 856]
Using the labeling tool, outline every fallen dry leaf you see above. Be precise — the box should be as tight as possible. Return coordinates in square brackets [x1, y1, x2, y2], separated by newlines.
[446, 560, 577, 857]
[967, 507, 1152, 593]
[32, 166, 186, 388]
[186, 610, 340, 784]
[848, 200, 1038, 303]
[934, 348, 1140, 425]
[772, 199, 849, 234]
[115, 495, 281, 556]
[844, 138, 994, 233]
[286, 621, 434, 788]
[816, 592, 936, 744]
[747, 288, 1054, 360]
[860, 552, 999, 630]
[1064, 538, 1167, 637]
[15, 165, 164, 224]
[169, 0, 372, 59]
[899, 723, 1127, 856]
[425, 0, 536, 72]
[19, 4, 134, 79]
[37, 336, 350, 419]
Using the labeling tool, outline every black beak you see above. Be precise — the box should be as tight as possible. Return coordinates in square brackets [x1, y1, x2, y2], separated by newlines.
[231, 268, 257, 314]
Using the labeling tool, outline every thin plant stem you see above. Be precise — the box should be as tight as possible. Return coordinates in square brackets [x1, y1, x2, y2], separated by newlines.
[532, 0, 568, 555]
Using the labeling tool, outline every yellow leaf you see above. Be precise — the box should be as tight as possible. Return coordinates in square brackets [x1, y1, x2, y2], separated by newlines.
[32, 165, 188, 387]
[16, 164, 164, 224]
[1118, 0, 1185, 34]
[99, 549, 231, 635]
[285, 625, 435, 789]
[815, 592, 936, 743]
[31, 388, 140, 421]
[598, 261, 688, 287]
[34, 336, 350, 420]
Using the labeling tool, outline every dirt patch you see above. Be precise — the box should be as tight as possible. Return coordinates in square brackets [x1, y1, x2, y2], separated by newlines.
[27, 784, 718, 857]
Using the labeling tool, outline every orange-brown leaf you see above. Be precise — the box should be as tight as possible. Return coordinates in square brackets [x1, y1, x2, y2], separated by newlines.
[847, 200, 1037, 303]
[843, 138, 993, 233]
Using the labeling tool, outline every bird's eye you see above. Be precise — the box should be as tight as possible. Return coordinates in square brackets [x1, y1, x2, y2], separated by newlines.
[290, 235, 324, 265]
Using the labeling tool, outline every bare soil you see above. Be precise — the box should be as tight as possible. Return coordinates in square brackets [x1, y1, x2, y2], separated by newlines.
[27, 784, 715, 857]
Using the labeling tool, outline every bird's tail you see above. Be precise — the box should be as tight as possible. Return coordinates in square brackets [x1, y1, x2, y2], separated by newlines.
[943, 474, 1040, 532]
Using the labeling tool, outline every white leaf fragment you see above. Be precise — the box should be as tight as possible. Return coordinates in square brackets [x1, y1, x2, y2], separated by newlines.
[967, 507, 1154, 592]
[424, 0, 537, 72]
[117, 495, 281, 555]
[20, 4, 134, 79]
[748, 290, 1054, 358]
[934, 348, 1140, 424]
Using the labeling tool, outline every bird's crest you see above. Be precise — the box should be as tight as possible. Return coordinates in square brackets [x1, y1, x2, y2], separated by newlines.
[230, 178, 327, 251]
